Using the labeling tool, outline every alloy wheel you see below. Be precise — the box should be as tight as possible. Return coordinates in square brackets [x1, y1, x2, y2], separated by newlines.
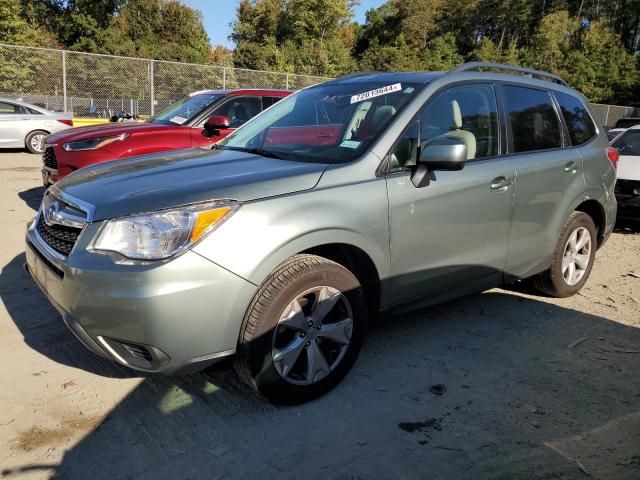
[562, 226, 592, 286]
[30, 134, 46, 153]
[272, 286, 353, 385]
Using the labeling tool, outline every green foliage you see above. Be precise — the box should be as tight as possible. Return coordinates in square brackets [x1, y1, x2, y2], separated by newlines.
[4, 0, 640, 104]
[231, 0, 356, 76]
[355, 0, 640, 103]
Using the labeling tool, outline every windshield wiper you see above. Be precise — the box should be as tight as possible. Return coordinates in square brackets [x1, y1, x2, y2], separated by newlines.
[218, 146, 294, 160]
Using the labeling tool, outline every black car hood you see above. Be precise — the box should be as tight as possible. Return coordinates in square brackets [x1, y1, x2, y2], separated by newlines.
[55, 147, 329, 221]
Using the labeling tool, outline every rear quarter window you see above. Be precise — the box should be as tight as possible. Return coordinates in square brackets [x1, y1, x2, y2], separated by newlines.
[504, 85, 562, 153]
[555, 91, 597, 146]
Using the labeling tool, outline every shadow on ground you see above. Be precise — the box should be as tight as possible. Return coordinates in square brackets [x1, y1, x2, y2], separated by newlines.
[18, 186, 45, 212]
[1, 250, 640, 479]
[615, 216, 640, 235]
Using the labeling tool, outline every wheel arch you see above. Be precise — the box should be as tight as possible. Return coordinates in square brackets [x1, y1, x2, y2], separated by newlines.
[574, 199, 606, 247]
[24, 129, 51, 149]
[302, 243, 382, 320]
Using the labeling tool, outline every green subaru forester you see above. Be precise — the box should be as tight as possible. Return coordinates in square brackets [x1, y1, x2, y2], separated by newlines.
[26, 63, 617, 403]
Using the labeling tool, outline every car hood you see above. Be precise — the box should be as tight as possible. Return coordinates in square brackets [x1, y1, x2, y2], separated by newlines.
[55, 148, 329, 221]
[46, 122, 174, 143]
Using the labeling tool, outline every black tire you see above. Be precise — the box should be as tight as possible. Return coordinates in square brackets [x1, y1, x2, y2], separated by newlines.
[531, 211, 597, 298]
[25, 130, 48, 154]
[235, 254, 367, 404]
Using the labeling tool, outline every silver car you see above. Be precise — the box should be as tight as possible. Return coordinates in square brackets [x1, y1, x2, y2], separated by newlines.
[25, 63, 617, 404]
[0, 97, 73, 154]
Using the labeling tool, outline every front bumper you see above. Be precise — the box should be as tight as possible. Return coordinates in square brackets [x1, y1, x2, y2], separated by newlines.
[25, 219, 257, 374]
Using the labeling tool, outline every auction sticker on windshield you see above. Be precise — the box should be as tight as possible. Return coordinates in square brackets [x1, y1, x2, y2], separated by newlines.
[350, 83, 402, 104]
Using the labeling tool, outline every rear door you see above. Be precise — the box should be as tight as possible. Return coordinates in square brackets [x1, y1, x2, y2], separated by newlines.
[501, 84, 585, 279]
[386, 83, 516, 304]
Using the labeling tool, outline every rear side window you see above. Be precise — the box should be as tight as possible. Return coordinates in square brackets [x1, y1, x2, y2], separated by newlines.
[613, 130, 640, 156]
[0, 102, 23, 114]
[262, 96, 283, 109]
[555, 92, 596, 145]
[504, 86, 562, 153]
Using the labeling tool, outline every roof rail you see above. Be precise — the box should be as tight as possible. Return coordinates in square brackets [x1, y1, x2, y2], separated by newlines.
[449, 62, 568, 86]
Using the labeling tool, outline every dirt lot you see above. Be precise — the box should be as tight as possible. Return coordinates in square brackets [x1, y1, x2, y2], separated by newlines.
[0, 151, 639, 480]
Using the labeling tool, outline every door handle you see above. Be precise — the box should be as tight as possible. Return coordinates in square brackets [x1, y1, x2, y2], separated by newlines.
[564, 161, 578, 173]
[490, 177, 513, 190]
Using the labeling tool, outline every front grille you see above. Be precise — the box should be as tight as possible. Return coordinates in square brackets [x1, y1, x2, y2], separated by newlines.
[43, 147, 57, 170]
[36, 214, 81, 255]
[615, 179, 640, 197]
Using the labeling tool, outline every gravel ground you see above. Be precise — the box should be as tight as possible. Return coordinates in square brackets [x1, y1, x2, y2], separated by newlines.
[0, 151, 639, 480]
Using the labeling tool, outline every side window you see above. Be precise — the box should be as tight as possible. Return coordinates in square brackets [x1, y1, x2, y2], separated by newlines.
[0, 102, 22, 114]
[554, 91, 597, 146]
[212, 96, 262, 128]
[504, 85, 562, 153]
[613, 130, 640, 156]
[389, 84, 499, 169]
[262, 96, 283, 109]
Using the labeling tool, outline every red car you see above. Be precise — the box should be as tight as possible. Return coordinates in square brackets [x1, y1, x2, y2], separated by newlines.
[42, 89, 291, 184]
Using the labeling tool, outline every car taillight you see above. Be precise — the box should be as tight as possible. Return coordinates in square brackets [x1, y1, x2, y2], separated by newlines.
[607, 147, 619, 170]
[57, 119, 74, 127]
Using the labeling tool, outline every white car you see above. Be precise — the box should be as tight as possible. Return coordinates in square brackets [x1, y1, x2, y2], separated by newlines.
[0, 98, 73, 154]
[612, 125, 640, 219]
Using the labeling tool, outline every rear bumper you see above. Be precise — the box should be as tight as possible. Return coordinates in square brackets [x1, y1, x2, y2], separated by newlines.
[25, 219, 257, 375]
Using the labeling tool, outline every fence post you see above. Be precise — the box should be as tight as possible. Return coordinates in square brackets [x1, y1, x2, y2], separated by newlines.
[286, 73, 290, 90]
[604, 104, 610, 127]
[62, 50, 68, 113]
[223, 68, 226, 90]
[150, 60, 155, 116]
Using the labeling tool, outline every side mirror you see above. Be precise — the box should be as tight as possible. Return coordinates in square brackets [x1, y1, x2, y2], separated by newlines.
[411, 141, 467, 188]
[203, 115, 230, 137]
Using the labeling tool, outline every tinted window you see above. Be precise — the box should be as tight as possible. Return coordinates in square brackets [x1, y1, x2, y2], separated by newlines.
[615, 118, 640, 129]
[389, 84, 499, 169]
[555, 92, 596, 145]
[504, 86, 561, 153]
[613, 130, 640, 156]
[262, 96, 283, 109]
[212, 96, 262, 128]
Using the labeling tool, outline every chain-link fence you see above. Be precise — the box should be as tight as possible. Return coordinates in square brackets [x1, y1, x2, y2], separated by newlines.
[591, 103, 640, 128]
[0, 44, 329, 118]
[1, 43, 638, 125]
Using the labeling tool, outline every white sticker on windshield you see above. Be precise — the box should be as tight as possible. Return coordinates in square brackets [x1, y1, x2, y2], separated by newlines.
[340, 140, 361, 149]
[350, 83, 402, 104]
[170, 115, 187, 124]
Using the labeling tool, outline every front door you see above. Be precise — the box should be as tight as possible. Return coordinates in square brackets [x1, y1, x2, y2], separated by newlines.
[386, 84, 515, 305]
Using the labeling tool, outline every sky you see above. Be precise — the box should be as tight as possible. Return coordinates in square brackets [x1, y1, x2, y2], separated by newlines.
[184, 0, 387, 48]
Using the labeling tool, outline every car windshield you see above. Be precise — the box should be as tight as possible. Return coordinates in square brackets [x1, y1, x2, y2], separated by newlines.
[217, 81, 424, 163]
[613, 129, 640, 156]
[150, 93, 221, 126]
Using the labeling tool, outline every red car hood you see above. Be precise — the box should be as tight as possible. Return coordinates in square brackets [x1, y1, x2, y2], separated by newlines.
[46, 122, 177, 143]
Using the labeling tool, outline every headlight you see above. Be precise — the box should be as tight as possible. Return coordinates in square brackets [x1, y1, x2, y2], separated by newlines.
[63, 133, 130, 151]
[92, 200, 240, 260]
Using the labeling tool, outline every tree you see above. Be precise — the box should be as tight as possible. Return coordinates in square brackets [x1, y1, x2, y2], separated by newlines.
[0, 0, 56, 47]
[421, 33, 464, 71]
[231, 0, 356, 76]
